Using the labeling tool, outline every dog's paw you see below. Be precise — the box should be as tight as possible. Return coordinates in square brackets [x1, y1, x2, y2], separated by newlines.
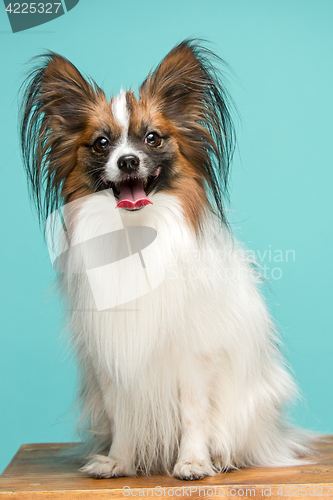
[173, 459, 215, 481]
[81, 454, 134, 478]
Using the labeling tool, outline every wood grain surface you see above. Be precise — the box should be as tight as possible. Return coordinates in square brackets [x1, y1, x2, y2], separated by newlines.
[0, 437, 332, 499]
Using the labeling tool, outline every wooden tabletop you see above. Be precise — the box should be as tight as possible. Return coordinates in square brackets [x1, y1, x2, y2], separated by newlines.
[0, 437, 332, 499]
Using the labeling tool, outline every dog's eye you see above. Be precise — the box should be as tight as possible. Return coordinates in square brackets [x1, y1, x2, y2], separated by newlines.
[145, 132, 161, 147]
[93, 136, 110, 153]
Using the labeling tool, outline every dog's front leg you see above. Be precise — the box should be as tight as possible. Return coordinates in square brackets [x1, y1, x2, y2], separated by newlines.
[173, 361, 215, 480]
[81, 379, 136, 478]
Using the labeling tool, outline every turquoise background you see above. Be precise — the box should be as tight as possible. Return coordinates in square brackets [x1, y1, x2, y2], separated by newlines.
[1, 0, 332, 473]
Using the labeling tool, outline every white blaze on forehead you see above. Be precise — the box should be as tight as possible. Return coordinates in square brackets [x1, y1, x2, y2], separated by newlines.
[112, 89, 129, 132]
[106, 89, 148, 181]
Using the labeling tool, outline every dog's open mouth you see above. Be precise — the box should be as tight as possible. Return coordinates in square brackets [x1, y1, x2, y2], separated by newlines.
[102, 167, 161, 211]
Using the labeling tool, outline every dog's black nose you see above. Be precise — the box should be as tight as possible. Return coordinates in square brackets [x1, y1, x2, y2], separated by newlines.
[117, 155, 140, 172]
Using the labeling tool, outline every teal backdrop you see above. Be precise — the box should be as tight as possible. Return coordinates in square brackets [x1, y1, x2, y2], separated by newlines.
[0, 0, 332, 473]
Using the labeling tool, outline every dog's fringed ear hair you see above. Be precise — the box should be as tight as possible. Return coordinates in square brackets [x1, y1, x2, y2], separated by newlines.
[20, 53, 106, 224]
[140, 39, 236, 222]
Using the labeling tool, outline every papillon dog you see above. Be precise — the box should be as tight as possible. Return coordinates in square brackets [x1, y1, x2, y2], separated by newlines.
[20, 40, 311, 480]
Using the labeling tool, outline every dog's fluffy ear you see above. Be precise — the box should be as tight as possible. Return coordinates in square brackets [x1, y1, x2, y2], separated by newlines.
[140, 39, 236, 222]
[33, 53, 101, 116]
[139, 40, 232, 125]
[140, 40, 207, 119]
[20, 53, 106, 223]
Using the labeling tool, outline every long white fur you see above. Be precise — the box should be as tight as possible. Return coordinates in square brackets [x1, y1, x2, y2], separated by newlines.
[112, 89, 129, 130]
[61, 189, 310, 479]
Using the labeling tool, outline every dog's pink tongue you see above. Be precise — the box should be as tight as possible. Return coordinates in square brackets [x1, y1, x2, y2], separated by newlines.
[116, 179, 152, 210]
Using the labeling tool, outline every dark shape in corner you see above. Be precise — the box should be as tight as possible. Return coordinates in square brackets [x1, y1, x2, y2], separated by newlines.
[3, 0, 80, 33]
[64, 0, 80, 12]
